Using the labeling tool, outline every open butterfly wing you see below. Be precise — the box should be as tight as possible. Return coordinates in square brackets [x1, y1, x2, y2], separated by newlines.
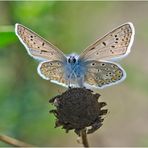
[84, 60, 126, 89]
[15, 23, 66, 61]
[79, 22, 135, 61]
[38, 61, 68, 87]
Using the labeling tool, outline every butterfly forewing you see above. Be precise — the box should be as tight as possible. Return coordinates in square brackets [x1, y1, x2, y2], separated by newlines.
[84, 61, 125, 88]
[80, 23, 134, 61]
[15, 24, 66, 61]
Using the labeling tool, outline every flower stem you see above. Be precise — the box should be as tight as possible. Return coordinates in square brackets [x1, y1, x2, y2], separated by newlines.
[81, 129, 89, 147]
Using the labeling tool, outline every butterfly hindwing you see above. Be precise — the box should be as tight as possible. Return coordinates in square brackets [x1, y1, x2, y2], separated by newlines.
[38, 61, 68, 87]
[80, 22, 134, 61]
[84, 60, 126, 88]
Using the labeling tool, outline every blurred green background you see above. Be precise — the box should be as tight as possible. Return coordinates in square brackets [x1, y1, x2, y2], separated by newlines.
[0, 1, 148, 147]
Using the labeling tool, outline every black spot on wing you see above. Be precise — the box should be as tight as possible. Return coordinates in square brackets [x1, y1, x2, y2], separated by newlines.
[41, 50, 47, 53]
[102, 42, 106, 46]
[89, 47, 95, 51]
[42, 42, 45, 46]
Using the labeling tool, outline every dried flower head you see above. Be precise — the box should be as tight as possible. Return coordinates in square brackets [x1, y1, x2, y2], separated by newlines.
[49, 88, 107, 135]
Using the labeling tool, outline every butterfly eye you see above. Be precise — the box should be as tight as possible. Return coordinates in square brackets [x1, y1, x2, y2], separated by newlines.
[68, 58, 70, 63]
[73, 58, 76, 63]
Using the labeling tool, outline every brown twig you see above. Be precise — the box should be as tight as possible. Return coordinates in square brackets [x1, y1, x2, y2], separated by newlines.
[80, 129, 89, 147]
[0, 134, 34, 147]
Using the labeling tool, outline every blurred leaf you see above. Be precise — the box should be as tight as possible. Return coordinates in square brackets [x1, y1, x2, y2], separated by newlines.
[12, 1, 56, 23]
[0, 26, 17, 48]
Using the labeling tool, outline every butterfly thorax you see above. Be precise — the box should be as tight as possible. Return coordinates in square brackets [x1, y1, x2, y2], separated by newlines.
[66, 54, 79, 72]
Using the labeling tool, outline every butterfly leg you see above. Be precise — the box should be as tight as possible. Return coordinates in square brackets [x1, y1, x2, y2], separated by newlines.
[67, 76, 72, 88]
[77, 76, 85, 88]
[66, 78, 70, 88]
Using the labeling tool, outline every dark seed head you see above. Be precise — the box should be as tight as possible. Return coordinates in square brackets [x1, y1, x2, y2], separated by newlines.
[49, 88, 108, 135]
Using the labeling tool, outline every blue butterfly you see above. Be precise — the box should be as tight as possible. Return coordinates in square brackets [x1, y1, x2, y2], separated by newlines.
[15, 22, 135, 89]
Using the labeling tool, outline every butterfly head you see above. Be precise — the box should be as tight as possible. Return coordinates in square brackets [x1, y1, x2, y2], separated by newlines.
[67, 54, 78, 64]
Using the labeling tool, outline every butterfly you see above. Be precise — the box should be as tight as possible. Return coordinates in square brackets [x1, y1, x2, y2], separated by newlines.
[15, 22, 135, 89]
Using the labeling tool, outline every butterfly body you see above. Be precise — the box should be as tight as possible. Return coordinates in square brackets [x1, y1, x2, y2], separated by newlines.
[60, 54, 86, 87]
[15, 22, 135, 89]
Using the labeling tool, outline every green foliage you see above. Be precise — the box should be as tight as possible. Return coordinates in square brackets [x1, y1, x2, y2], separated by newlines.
[0, 26, 17, 48]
